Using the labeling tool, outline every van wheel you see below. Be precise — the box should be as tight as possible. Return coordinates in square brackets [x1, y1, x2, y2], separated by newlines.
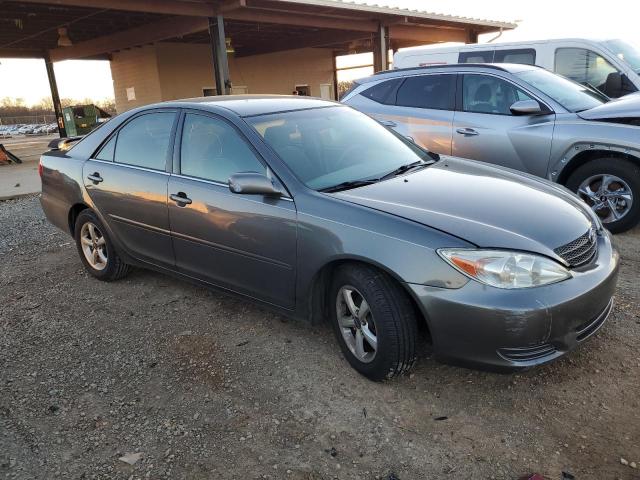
[74, 210, 130, 281]
[567, 157, 640, 233]
[330, 264, 417, 381]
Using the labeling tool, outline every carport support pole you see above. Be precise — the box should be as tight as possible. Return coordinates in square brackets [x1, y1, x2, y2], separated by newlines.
[373, 24, 389, 72]
[44, 55, 67, 138]
[209, 15, 231, 95]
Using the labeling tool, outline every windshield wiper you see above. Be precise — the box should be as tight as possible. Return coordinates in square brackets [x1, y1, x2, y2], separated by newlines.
[318, 179, 379, 193]
[379, 160, 429, 180]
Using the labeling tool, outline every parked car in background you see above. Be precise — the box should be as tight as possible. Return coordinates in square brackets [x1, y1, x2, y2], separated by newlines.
[393, 38, 640, 98]
[342, 63, 640, 233]
[40, 96, 618, 380]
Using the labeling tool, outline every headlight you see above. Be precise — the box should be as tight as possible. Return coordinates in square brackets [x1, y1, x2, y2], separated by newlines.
[438, 249, 571, 289]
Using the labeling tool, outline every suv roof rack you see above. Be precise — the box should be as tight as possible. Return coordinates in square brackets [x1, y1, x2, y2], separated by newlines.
[374, 63, 509, 75]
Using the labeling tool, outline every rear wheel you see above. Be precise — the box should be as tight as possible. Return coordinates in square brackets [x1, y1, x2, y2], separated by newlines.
[330, 264, 417, 381]
[74, 210, 130, 281]
[567, 158, 640, 233]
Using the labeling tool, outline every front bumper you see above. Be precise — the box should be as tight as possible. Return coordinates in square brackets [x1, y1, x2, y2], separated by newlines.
[407, 230, 619, 371]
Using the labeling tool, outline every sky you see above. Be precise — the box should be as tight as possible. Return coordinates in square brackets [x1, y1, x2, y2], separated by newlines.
[1, 0, 639, 105]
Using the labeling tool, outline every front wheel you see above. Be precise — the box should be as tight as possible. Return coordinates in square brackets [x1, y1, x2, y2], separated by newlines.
[330, 264, 418, 381]
[567, 158, 640, 233]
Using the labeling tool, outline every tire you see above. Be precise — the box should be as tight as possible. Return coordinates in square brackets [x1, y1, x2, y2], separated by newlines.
[74, 209, 130, 281]
[566, 157, 640, 234]
[330, 264, 418, 381]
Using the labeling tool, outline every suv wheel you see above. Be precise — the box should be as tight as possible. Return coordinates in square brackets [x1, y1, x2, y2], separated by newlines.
[74, 210, 130, 281]
[567, 158, 640, 233]
[330, 264, 417, 381]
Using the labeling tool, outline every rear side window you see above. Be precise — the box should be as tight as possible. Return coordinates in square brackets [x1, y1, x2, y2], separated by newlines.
[494, 48, 536, 65]
[395, 74, 455, 110]
[114, 112, 175, 170]
[459, 50, 494, 63]
[361, 78, 402, 104]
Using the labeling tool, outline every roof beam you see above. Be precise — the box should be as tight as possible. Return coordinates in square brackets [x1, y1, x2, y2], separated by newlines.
[14, 0, 245, 17]
[48, 16, 208, 61]
[389, 24, 467, 44]
[0, 48, 45, 58]
[225, 8, 378, 32]
[236, 29, 371, 57]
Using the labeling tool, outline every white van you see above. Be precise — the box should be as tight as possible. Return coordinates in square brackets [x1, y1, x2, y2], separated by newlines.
[393, 38, 640, 98]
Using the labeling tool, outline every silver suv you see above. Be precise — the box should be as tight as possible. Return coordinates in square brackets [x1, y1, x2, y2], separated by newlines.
[342, 64, 640, 233]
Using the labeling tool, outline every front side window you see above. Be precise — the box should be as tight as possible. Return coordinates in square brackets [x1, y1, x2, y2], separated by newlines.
[462, 74, 534, 115]
[95, 135, 116, 161]
[114, 112, 175, 170]
[248, 106, 432, 191]
[180, 113, 265, 183]
[395, 74, 455, 110]
[555, 48, 619, 93]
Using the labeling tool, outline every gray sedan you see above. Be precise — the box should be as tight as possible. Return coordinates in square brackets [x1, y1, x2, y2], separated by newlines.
[342, 64, 640, 233]
[40, 97, 619, 380]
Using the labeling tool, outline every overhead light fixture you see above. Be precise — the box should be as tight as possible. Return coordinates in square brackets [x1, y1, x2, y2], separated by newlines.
[57, 27, 72, 47]
[225, 37, 235, 54]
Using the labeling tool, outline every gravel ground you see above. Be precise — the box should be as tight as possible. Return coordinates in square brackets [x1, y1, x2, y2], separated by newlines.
[1, 196, 639, 480]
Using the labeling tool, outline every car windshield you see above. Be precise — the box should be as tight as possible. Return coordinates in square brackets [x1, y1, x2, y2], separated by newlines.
[603, 39, 640, 73]
[247, 106, 433, 191]
[515, 68, 607, 112]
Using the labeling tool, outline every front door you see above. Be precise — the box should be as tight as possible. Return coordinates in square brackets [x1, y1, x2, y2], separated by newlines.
[168, 112, 297, 309]
[452, 74, 555, 178]
[83, 110, 177, 267]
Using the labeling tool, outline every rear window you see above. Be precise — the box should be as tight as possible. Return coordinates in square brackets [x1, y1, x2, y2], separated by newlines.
[360, 78, 402, 104]
[395, 74, 455, 110]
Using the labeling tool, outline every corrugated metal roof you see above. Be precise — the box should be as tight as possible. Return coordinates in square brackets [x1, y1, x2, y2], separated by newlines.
[273, 0, 518, 29]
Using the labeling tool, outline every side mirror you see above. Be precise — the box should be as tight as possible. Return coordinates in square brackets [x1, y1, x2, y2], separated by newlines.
[228, 172, 282, 196]
[510, 99, 543, 115]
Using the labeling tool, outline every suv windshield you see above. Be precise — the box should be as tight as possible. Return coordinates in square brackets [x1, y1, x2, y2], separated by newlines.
[247, 106, 433, 192]
[603, 39, 640, 73]
[515, 68, 607, 112]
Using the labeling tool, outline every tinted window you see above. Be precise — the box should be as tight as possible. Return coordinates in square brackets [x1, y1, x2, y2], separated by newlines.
[396, 74, 455, 110]
[459, 51, 494, 63]
[462, 74, 534, 115]
[114, 112, 175, 170]
[494, 48, 536, 65]
[180, 113, 265, 183]
[361, 78, 401, 104]
[555, 48, 619, 92]
[95, 135, 116, 161]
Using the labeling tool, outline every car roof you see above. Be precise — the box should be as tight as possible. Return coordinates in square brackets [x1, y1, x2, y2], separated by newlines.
[364, 63, 539, 82]
[153, 95, 339, 117]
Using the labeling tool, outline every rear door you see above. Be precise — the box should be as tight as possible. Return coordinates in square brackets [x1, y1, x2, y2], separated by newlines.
[83, 110, 177, 267]
[452, 73, 555, 177]
[167, 111, 297, 308]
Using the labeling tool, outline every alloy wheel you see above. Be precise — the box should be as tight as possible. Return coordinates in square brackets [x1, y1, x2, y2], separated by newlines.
[577, 174, 633, 224]
[336, 285, 378, 363]
[80, 222, 108, 271]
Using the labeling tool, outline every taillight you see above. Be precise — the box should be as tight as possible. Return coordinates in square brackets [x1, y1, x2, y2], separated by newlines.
[38, 160, 43, 178]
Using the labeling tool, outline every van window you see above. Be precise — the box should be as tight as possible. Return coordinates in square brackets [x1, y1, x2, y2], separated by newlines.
[494, 49, 536, 65]
[459, 51, 494, 63]
[395, 74, 455, 110]
[361, 78, 402, 104]
[555, 48, 619, 94]
[462, 74, 534, 115]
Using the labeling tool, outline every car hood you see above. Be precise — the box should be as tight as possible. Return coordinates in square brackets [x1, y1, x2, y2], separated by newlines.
[335, 157, 595, 263]
[578, 93, 640, 120]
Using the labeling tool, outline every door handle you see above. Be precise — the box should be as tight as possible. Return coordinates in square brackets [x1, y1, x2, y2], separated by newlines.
[456, 128, 479, 136]
[87, 172, 103, 183]
[170, 192, 192, 206]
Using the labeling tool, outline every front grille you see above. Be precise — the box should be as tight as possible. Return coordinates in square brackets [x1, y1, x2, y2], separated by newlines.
[554, 229, 598, 267]
[497, 343, 557, 362]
